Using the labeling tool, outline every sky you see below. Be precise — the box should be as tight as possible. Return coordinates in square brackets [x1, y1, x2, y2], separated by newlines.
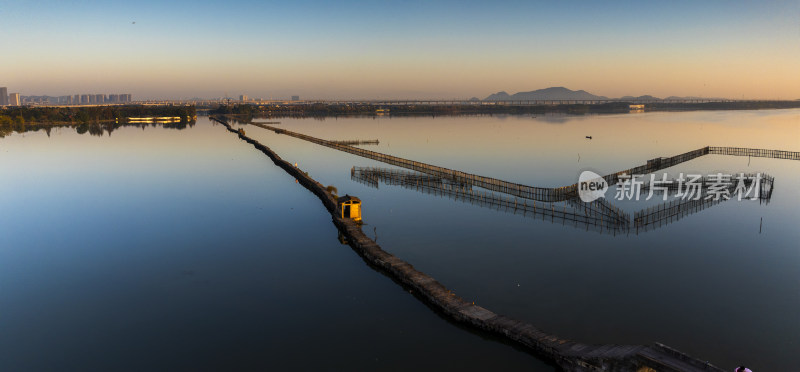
[1, 0, 798, 100]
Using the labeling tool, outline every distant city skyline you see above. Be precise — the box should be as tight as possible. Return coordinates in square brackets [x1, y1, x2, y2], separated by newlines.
[1, 0, 798, 100]
[0, 87, 133, 105]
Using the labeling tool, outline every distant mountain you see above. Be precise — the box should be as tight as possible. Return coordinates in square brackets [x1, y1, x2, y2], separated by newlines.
[484, 87, 608, 101]
[483, 88, 731, 102]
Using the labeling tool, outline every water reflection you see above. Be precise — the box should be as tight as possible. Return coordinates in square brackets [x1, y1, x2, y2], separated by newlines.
[634, 173, 773, 231]
[227, 112, 799, 370]
[0, 121, 196, 138]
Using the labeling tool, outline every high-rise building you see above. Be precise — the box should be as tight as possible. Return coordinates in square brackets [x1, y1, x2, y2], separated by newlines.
[81, 94, 89, 104]
[108, 94, 119, 103]
[95, 94, 105, 104]
[73, 95, 80, 105]
[9, 93, 21, 106]
[240, 94, 248, 102]
[0, 87, 8, 106]
[291, 95, 300, 101]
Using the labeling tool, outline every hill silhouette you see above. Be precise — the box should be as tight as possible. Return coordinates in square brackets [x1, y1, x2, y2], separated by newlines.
[484, 87, 608, 101]
[483, 87, 730, 101]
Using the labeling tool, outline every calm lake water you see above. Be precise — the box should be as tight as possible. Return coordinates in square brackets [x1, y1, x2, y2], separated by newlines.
[1, 110, 798, 371]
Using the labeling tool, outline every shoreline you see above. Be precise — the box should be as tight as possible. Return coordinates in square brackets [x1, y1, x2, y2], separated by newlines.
[210, 100, 800, 118]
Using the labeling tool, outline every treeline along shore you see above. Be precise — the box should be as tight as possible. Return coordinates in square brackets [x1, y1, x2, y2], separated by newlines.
[210, 100, 800, 118]
[0, 105, 196, 125]
[0, 105, 197, 138]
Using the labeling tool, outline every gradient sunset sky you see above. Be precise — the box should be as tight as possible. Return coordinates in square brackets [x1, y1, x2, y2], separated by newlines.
[1, 0, 798, 100]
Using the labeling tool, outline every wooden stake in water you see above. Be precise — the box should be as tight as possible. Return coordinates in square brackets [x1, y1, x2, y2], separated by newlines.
[759, 217, 762, 234]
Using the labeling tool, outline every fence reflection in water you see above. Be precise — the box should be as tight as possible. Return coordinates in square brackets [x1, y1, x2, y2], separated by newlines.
[351, 166, 774, 236]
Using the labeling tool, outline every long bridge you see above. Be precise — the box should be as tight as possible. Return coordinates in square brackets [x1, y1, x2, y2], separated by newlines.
[278, 98, 741, 106]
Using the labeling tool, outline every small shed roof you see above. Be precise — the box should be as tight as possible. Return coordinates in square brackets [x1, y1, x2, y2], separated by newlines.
[337, 194, 361, 203]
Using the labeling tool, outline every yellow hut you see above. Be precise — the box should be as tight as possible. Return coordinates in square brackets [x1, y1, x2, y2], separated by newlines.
[337, 195, 362, 222]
